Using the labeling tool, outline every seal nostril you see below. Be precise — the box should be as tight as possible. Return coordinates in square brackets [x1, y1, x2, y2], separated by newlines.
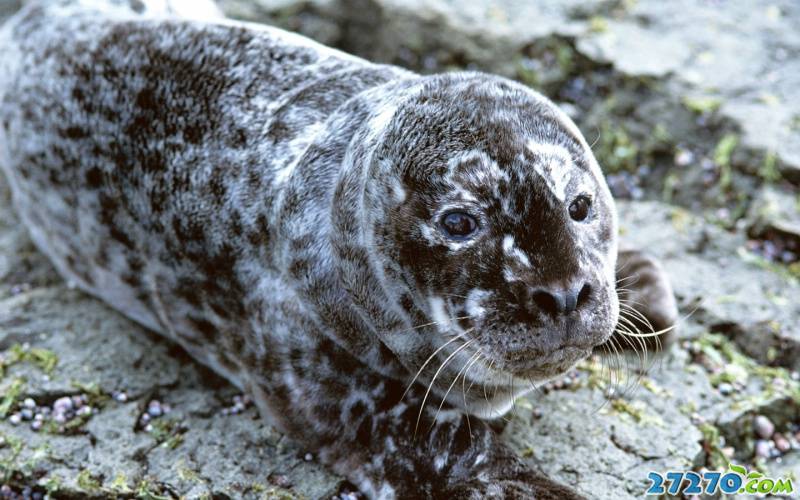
[577, 283, 592, 307]
[531, 290, 560, 316]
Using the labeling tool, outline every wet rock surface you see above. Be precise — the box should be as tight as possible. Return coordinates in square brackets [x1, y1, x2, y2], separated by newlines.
[2, 0, 799, 498]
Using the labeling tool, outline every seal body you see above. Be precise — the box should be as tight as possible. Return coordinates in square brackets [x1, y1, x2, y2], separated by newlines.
[0, 1, 676, 498]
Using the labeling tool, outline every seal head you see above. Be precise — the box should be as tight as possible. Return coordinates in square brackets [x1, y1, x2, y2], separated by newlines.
[342, 73, 619, 415]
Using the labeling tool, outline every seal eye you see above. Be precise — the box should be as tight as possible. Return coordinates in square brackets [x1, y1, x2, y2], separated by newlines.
[569, 195, 591, 222]
[440, 212, 478, 240]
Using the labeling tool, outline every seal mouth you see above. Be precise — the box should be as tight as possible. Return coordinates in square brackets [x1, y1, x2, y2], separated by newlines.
[503, 345, 593, 379]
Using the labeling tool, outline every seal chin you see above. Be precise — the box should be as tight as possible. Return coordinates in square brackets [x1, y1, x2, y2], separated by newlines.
[504, 345, 593, 380]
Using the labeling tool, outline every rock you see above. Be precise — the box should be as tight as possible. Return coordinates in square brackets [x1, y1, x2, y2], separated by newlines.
[773, 434, 791, 453]
[617, 201, 800, 372]
[753, 415, 775, 440]
[746, 186, 800, 254]
[754, 439, 771, 458]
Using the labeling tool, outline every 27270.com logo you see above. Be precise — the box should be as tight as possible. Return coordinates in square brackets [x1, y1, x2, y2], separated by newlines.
[646, 463, 794, 496]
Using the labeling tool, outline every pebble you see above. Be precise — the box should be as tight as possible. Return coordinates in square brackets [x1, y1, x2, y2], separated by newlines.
[53, 396, 73, 414]
[753, 415, 775, 439]
[674, 149, 694, 166]
[754, 439, 771, 458]
[268, 473, 293, 489]
[221, 394, 253, 416]
[304, 453, 313, 461]
[8, 414, 21, 425]
[113, 391, 128, 403]
[774, 434, 791, 453]
[717, 382, 734, 395]
[690, 413, 705, 425]
[147, 400, 163, 418]
[19, 408, 33, 421]
[22, 398, 36, 409]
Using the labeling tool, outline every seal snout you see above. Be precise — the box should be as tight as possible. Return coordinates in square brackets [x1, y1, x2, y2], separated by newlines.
[528, 282, 592, 316]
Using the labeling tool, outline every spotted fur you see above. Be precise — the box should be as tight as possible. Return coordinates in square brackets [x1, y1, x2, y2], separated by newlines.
[0, 2, 674, 498]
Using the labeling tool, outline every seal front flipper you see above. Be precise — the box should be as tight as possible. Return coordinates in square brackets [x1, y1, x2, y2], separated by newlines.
[611, 249, 679, 353]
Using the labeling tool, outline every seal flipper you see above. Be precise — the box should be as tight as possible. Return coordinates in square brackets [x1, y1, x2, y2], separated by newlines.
[610, 249, 679, 353]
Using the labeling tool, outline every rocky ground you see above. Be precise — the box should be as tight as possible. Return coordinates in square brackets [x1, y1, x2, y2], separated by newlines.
[1, 0, 799, 498]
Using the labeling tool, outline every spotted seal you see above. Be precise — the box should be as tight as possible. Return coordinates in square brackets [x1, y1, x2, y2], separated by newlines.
[0, 1, 677, 497]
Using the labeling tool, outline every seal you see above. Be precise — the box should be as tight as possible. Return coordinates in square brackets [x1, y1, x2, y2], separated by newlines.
[0, 1, 677, 497]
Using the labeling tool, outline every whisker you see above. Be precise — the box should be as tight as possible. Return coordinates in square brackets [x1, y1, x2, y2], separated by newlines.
[395, 315, 474, 335]
[415, 338, 474, 437]
[402, 335, 463, 401]
[432, 348, 480, 428]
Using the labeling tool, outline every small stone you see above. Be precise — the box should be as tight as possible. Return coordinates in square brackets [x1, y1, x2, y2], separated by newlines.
[71, 395, 84, 409]
[30, 420, 42, 431]
[19, 408, 34, 421]
[717, 383, 734, 395]
[753, 415, 775, 439]
[754, 439, 771, 458]
[22, 398, 36, 409]
[774, 434, 791, 453]
[113, 391, 128, 403]
[53, 413, 67, 424]
[674, 149, 694, 166]
[304, 453, 313, 461]
[147, 400, 163, 418]
[76, 406, 92, 416]
[8, 413, 22, 425]
[268, 473, 293, 488]
[53, 396, 73, 414]
[690, 413, 706, 425]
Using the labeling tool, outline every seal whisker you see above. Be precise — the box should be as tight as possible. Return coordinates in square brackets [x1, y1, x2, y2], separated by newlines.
[432, 348, 481, 431]
[460, 351, 485, 441]
[415, 337, 475, 437]
[395, 315, 473, 335]
[401, 334, 464, 402]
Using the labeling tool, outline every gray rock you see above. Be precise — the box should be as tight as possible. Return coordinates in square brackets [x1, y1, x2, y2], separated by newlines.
[747, 185, 800, 247]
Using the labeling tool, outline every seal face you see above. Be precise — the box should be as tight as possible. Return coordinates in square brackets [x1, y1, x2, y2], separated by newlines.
[372, 76, 619, 382]
[0, 2, 653, 498]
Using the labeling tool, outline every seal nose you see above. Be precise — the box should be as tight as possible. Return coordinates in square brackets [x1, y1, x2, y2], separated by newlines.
[530, 283, 592, 316]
